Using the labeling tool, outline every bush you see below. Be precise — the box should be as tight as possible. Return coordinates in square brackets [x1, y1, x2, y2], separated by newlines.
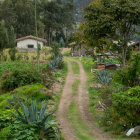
[1, 67, 42, 92]
[105, 86, 140, 133]
[50, 54, 64, 70]
[11, 84, 52, 102]
[114, 52, 140, 87]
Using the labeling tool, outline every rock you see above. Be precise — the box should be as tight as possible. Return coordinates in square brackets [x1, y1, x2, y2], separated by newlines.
[126, 128, 134, 136]
[134, 126, 140, 136]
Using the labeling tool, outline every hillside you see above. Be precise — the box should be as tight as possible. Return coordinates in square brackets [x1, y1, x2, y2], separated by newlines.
[63, 0, 93, 22]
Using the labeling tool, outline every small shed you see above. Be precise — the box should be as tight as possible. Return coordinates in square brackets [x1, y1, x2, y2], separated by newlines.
[70, 42, 94, 57]
[16, 35, 47, 52]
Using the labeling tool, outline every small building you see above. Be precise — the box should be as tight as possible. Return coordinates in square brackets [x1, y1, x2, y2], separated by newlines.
[69, 42, 94, 57]
[16, 35, 47, 52]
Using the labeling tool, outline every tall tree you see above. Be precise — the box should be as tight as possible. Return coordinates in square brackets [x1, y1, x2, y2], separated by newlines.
[8, 26, 17, 61]
[82, 0, 140, 66]
[0, 20, 8, 61]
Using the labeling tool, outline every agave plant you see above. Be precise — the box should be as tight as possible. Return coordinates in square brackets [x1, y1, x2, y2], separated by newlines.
[11, 100, 59, 139]
[97, 70, 112, 86]
[11, 100, 54, 124]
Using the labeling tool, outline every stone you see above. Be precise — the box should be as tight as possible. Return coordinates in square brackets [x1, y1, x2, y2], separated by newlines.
[134, 126, 140, 136]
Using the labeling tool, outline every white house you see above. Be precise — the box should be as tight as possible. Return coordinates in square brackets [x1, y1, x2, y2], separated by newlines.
[16, 35, 47, 52]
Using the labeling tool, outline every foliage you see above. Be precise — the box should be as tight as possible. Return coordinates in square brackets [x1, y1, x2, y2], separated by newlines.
[11, 84, 52, 102]
[10, 100, 59, 139]
[0, 61, 32, 76]
[59, 37, 65, 47]
[8, 26, 16, 61]
[97, 70, 112, 86]
[12, 100, 54, 124]
[104, 86, 140, 133]
[82, 0, 140, 66]
[0, 67, 42, 92]
[50, 54, 64, 70]
[0, 20, 8, 61]
[50, 42, 61, 59]
[114, 52, 140, 87]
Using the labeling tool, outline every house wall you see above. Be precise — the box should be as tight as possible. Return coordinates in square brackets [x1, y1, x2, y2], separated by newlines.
[17, 39, 43, 52]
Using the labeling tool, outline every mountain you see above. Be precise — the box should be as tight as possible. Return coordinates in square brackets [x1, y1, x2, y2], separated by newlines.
[63, 0, 93, 22]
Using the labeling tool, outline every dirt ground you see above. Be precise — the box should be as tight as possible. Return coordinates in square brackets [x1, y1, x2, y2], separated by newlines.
[57, 58, 113, 140]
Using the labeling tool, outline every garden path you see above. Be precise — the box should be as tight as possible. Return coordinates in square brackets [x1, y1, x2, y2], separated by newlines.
[57, 59, 113, 140]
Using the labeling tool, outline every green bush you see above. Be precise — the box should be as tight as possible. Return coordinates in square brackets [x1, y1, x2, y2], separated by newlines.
[50, 54, 64, 70]
[11, 84, 52, 102]
[1, 67, 42, 92]
[105, 86, 140, 133]
[114, 52, 140, 87]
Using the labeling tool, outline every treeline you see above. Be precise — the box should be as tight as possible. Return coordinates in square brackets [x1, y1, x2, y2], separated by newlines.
[0, 0, 75, 45]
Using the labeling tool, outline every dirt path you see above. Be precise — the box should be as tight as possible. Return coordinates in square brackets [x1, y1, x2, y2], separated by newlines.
[77, 62, 113, 140]
[57, 61, 113, 140]
[57, 63, 80, 140]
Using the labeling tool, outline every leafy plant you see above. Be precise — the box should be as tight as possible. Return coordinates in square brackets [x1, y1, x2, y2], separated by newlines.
[104, 86, 140, 133]
[114, 52, 140, 87]
[97, 70, 112, 86]
[50, 54, 64, 70]
[0, 67, 42, 92]
[11, 100, 59, 139]
[50, 42, 61, 59]
[12, 100, 53, 124]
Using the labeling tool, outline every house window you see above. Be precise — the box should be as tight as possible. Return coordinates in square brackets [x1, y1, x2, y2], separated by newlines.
[28, 45, 34, 48]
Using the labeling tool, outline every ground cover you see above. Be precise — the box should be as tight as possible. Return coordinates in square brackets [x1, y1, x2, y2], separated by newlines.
[81, 56, 140, 139]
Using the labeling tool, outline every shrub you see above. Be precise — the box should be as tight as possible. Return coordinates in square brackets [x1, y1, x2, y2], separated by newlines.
[11, 84, 52, 102]
[50, 42, 61, 59]
[50, 54, 64, 70]
[1, 67, 42, 92]
[114, 52, 140, 87]
[105, 86, 140, 133]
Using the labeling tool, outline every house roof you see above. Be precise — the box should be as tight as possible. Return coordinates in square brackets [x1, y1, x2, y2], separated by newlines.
[16, 35, 47, 43]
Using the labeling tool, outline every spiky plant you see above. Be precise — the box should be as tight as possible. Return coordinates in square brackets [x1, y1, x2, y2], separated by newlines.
[97, 70, 112, 86]
[11, 100, 58, 139]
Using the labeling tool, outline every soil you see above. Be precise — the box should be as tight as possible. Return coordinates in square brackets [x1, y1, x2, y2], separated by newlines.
[57, 61, 114, 140]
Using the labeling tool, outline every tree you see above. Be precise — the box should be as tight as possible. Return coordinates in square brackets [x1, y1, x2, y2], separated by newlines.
[0, 20, 8, 61]
[59, 37, 65, 47]
[8, 26, 17, 61]
[82, 0, 140, 66]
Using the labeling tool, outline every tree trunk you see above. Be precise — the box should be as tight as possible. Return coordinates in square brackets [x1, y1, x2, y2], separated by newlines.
[122, 47, 127, 66]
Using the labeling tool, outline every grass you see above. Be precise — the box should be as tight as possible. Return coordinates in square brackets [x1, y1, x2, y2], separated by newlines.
[72, 79, 80, 96]
[71, 61, 80, 74]
[68, 75, 94, 140]
[81, 57, 140, 139]
[68, 102, 94, 140]
[3, 46, 52, 62]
